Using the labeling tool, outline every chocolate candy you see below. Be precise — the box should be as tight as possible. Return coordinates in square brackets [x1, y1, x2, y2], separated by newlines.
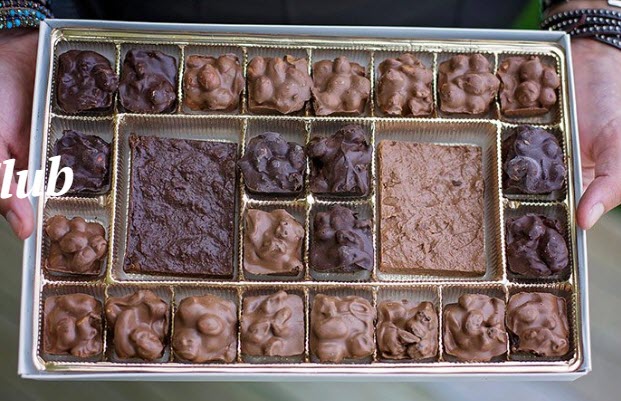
[247, 55, 312, 114]
[173, 295, 237, 363]
[377, 54, 433, 116]
[311, 294, 375, 362]
[503, 125, 565, 194]
[45, 215, 107, 276]
[438, 54, 500, 114]
[507, 292, 570, 357]
[125, 136, 237, 278]
[105, 290, 169, 361]
[241, 291, 304, 357]
[119, 49, 178, 113]
[377, 300, 438, 360]
[498, 56, 560, 117]
[506, 214, 569, 278]
[307, 124, 372, 196]
[183, 54, 244, 112]
[312, 57, 371, 116]
[238, 132, 305, 195]
[244, 209, 304, 276]
[54, 130, 111, 195]
[443, 294, 508, 361]
[56, 50, 118, 114]
[310, 205, 373, 273]
[44, 293, 103, 357]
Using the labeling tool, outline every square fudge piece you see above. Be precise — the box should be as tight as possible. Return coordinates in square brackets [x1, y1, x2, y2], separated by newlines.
[378, 141, 485, 276]
[125, 135, 237, 277]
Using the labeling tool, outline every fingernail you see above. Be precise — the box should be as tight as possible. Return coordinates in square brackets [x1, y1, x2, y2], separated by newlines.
[6, 210, 22, 238]
[586, 202, 605, 229]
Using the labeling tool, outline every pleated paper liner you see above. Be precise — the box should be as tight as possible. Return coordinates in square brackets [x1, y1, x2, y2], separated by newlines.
[110, 115, 243, 283]
[51, 40, 119, 117]
[375, 285, 441, 363]
[374, 119, 504, 283]
[39, 283, 107, 363]
[104, 284, 174, 364]
[503, 201, 573, 284]
[42, 197, 110, 282]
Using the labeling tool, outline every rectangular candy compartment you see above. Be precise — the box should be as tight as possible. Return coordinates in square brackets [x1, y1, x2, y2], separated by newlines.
[20, 20, 588, 380]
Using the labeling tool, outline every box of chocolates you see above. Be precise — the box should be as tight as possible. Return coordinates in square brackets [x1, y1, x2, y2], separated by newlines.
[19, 20, 589, 380]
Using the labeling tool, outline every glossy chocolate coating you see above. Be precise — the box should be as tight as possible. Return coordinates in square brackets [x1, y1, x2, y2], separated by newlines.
[173, 295, 237, 363]
[44, 293, 103, 357]
[244, 209, 304, 276]
[105, 290, 169, 361]
[307, 124, 372, 196]
[506, 214, 569, 277]
[443, 294, 508, 361]
[502, 126, 565, 194]
[247, 55, 312, 114]
[377, 300, 438, 360]
[45, 215, 107, 276]
[238, 132, 305, 195]
[438, 54, 500, 114]
[311, 294, 375, 362]
[310, 205, 373, 273]
[507, 292, 570, 357]
[54, 129, 111, 195]
[125, 136, 237, 277]
[119, 49, 178, 113]
[312, 56, 371, 116]
[377, 54, 433, 116]
[241, 291, 304, 357]
[498, 56, 560, 117]
[56, 50, 118, 114]
[183, 54, 244, 112]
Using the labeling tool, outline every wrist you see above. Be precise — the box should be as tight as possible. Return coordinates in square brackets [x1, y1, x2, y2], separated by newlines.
[546, 1, 614, 16]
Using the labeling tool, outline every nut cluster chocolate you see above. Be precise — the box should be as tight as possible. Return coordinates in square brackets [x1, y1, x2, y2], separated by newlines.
[56, 50, 119, 114]
[312, 57, 371, 115]
[45, 215, 107, 276]
[183, 54, 244, 112]
[377, 54, 433, 116]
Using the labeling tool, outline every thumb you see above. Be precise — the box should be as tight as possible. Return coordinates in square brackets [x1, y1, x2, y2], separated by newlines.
[577, 124, 621, 230]
[0, 163, 35, 240]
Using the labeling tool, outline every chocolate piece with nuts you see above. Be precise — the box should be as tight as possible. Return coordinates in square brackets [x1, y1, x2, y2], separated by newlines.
[312, 56, 371, 116]
[377, 54, 433, 116]
[183, 54, 244, 112]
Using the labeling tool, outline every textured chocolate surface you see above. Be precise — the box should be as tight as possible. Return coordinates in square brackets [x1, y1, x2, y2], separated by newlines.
[105, 290, 169, 361]
[310, 205, 373, 273]
[238, 132, 305, 195]
[244, 209, 304, 276]
[54, 129, 111, 195]
[443, 294, 508, 361]
[498, 56, 560, 117]
[173, 295, 237, 363]
[507, 292, 570, 357]
[377, 54, 433, 116]
[438, 54, 500, 114]
[312, 57, 371, 116]
[45, 215, 107, 276]
[44, 293, 103, 357]
[377, 300, 438, 360]
[247, 55, 312, 114]
[378, 141, 485, 276]
[506, 214, 569, 278]
[503, 126, 565, 194]
[183, 54, 244, 112]
[241, 291, 304, 357]
[307, 124, 372, 196]
[119, 49, 178, 113]
[125, 135, 237, 277]
[311, 294, 375, 362]
[56, 50, 118, 114]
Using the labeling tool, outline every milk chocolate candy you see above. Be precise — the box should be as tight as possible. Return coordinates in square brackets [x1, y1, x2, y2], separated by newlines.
[377, 54, 433, 116]
[312, 56, 371, 116]
[183, 54, 244, 112]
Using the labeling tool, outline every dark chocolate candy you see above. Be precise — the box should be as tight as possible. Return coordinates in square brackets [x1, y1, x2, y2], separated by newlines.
[56, 50, 118, 114]
[183, 54, 244, 112]
[377, 54, 433, 117]
[503, 125, 565, 194]
[119, 49, 178, 113]
[312, 56, 371, 116]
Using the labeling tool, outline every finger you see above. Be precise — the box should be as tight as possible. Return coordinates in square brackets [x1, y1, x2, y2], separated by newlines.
[0, 173, 34, 240]
[577, 128, 621, 230]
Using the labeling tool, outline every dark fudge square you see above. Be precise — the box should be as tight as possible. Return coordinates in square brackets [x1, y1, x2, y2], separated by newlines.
[124, 135, 237, 277]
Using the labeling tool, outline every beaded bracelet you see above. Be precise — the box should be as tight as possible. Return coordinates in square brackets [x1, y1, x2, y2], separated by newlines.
[0, 0, 52, 30]
[542, 8, 621, 50]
